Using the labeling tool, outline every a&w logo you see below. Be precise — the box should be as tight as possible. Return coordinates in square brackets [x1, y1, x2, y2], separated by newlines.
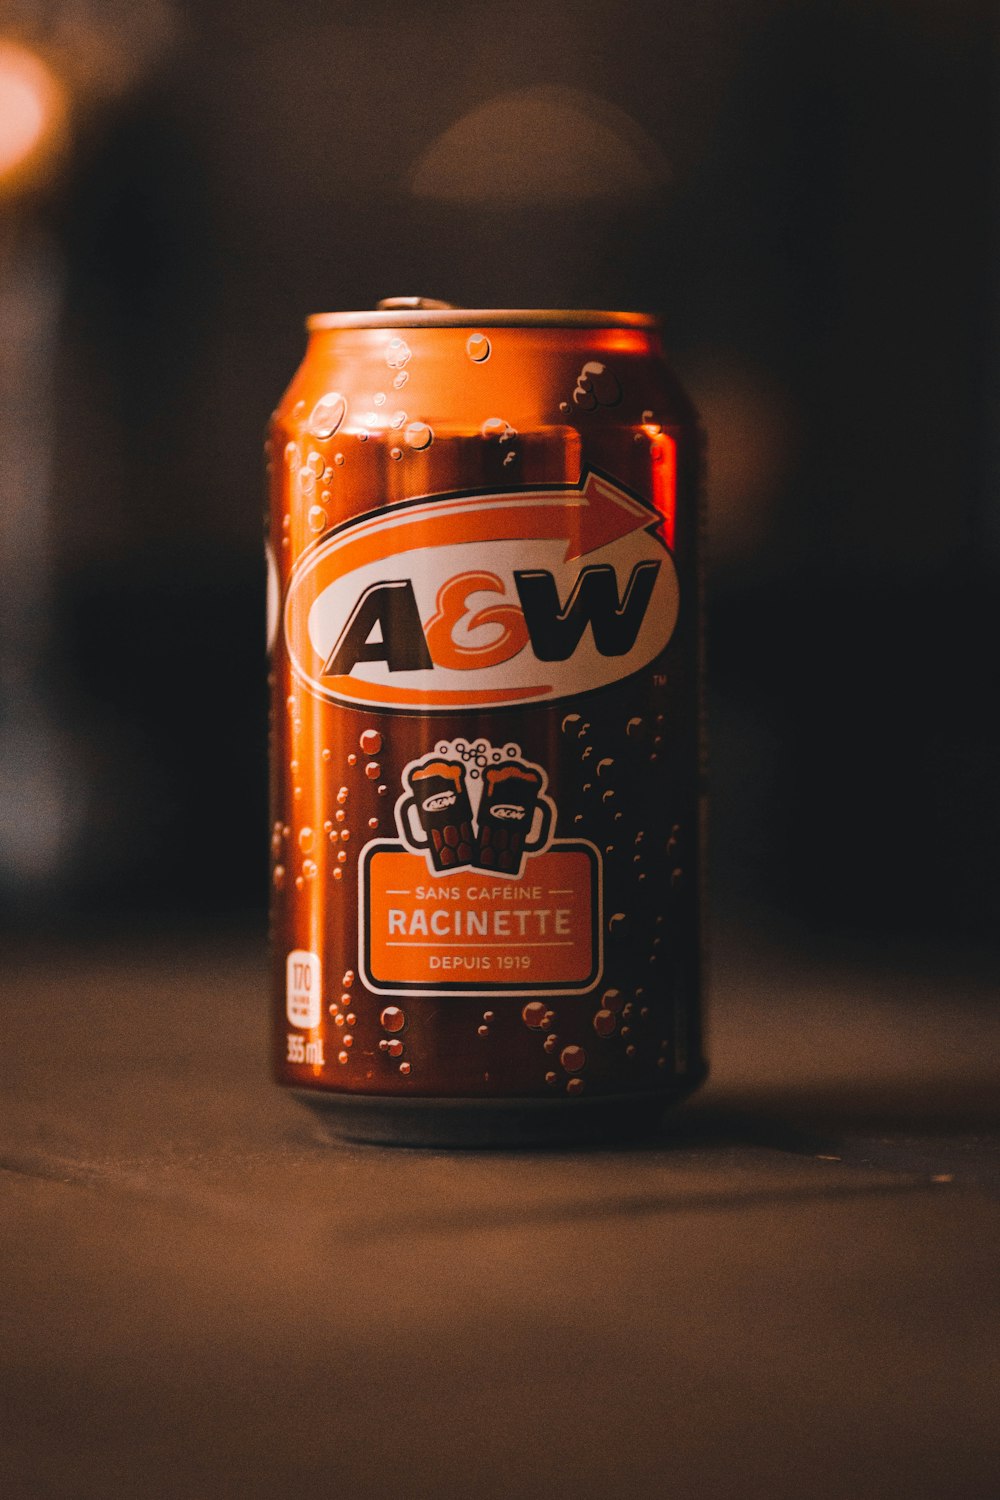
[283, 467, 679, 711]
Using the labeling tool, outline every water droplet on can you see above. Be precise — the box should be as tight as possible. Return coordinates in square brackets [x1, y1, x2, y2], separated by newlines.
[387, 1039, 404, 1058]
[308, 392, 346, 439]
[404, 421, 433, 450]
[381, 1006, 405, 1032]
[466, 332, 491, 362]
[298, 827, 314, 852]
[386, 337, 411, 370]
[307, 505, 327, 532]
[302, 859, 317, 880]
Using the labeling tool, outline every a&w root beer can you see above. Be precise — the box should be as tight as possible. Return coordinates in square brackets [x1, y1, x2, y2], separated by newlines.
[267, 302, 705, 1145]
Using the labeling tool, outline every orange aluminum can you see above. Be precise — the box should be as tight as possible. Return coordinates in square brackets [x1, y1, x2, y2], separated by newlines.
[266, 302, 706, 1144]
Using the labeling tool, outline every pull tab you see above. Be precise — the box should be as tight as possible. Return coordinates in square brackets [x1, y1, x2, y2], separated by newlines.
[376, 296, 456, 311]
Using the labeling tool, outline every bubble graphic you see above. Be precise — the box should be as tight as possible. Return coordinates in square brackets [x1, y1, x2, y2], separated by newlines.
[561, 714, 581, 733]
[380, 1006, 405, 1032]
[522, 1001, 547, 1029]
[398, 1061, 411, 1076]
[365, 762, 380, 780]
[308, 392, 347, 439]
[393, 371, 409, 389]
[390, 447, 403, 461]
[466, 332, 491, 363]
[602, 989, 623, 1011]
[301, 859, 317, 881]
[596, 758, 615, 777]
[390, 410, 407, 430]
[545, 1071, 558, 1086]
[560, 1045, 586, 1073]
[608, 913, 626, 933]
[368, 817, 379, 830]
[477, 1025, 490, 1037]
[374, 392, 386, 407]
[299, 469, 316, 494]
[404, 421, 433, 450]
[566, 1077, 585, 1095]
[298, 827, 314, 853]
[572, 361, 622, 411]
[503, 450, 517, 466]
[386, 337, 411, 370]
[272, 864, 285, 888]
[338, 1050, 349, 1065]
[307, 505, 327, 532]
[387, 1039, 404, 1059]
[593, 1009, 616, 1037]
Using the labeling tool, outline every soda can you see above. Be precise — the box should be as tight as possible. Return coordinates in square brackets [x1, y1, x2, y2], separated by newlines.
[266, 302, 706, 1144]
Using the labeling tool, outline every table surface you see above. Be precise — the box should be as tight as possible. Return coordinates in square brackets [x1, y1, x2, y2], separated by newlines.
[2, 932, 998, 1499]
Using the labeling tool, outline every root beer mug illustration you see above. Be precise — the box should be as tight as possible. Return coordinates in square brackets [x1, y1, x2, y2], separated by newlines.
[268, 302, 706, 1145]
[473, 762, 551, 874]
[398, 760, 475, 871]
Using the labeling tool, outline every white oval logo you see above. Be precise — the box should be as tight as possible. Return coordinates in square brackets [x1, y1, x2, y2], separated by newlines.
[283, 467, 679, 712]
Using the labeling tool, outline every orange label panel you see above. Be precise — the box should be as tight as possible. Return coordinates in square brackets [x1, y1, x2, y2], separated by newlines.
[360, 841, 602, 996]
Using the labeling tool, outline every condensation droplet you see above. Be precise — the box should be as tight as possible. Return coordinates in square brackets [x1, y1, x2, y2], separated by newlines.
[392, 371, 409, 389]
[308, 392, 347, 439]
[381, 1006, 405, 1032]
[368, 817, 379, 829]
[272, 864, 285, 888]
[334, 452, 345, 467]
[398, 1061, 411, 1075]
[360, 730, 382, 754]
[390, 410, 407, 430]
[302, 859, 317, 880]
[466, 332, 491, 363]
[387, 1039, 404, 1059]
[365, 762, 380, 780]
[386, 337, 411, 370]
[338, 1050, 349, 1065]
[374, 391, 386, 407]
[321, 747, 332, 761]
[404, 421, 433, 450]
[390, 447, 403, 461]
[481, 416, 516, 442]
[298, 827, 314, 852]
[307, 505, 327, 532]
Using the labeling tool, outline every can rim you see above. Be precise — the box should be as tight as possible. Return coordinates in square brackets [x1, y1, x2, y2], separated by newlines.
[306, 308, 659, 331]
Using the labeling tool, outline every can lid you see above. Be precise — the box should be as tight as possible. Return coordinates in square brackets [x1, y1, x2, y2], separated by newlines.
[307, 303, 658, 331]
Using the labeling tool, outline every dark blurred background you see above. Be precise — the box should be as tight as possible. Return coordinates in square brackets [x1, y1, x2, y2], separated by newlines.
[1, 0, 996, 956]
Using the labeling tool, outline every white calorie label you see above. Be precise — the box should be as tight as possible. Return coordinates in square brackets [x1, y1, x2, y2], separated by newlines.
[286, 949, 321, 1029]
